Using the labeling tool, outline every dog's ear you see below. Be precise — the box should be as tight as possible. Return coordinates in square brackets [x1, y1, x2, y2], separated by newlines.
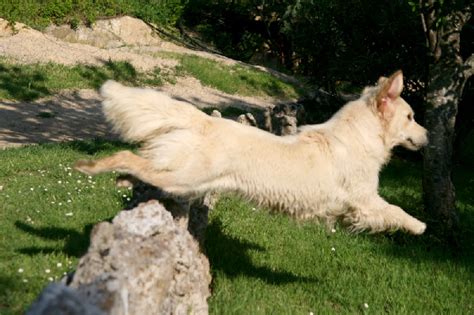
[386, 70, 403, 99]
[376, 70, 404, 119]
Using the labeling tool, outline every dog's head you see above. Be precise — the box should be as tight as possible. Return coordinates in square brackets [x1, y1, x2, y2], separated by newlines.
[372, 71, 428, 151]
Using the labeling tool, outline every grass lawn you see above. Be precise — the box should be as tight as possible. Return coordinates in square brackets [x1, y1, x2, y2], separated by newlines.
[0, 59, 166, 101]
[0, 140, 472, 314]
[0, 56, 301, 102]
[154, 52, 303, 99]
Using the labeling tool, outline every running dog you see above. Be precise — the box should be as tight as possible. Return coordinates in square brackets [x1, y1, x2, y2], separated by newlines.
[75, 70, 427, 234]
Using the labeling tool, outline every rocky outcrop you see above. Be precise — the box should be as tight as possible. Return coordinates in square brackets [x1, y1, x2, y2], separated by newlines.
[27, 201, 211, 315]
[45, 16, 162, 49]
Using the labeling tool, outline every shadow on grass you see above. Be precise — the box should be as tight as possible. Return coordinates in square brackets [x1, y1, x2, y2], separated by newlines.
[374, 159, 474, 274]
[205, 219, 317, 285]
[14, 222, 95, 258]
[0, 59, 146, 102]
[75, 61, 139, 89]
[0, 275, 19, 311]
[0, 64, 50, 101]
[63, 138, 137, 155]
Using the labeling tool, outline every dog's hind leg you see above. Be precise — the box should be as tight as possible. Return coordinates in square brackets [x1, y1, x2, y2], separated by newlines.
[74, 151, 177, 190]
[346, 197, 426, 235]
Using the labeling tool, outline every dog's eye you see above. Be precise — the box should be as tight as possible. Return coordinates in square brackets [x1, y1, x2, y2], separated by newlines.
[407, 113, 413, 121]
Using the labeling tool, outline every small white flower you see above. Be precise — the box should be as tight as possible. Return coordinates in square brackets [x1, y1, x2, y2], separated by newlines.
[67, 199, 72, 203]
[67, 192, 71, 195]
[63, 272, 67, 276]
[45, 269, 51, 274]
[44, 188, 48, 191]
[126, 197, 131, 201]
[30, 187, 34, 191]
[122, 194, 127, 198]
[48, 277, 54, 281]
[68, 172, 72, 176]
[56, 262, 62, 268]
[57, 180, 62, 184]
[22, 279, 28, 283]
[58, 202, 63, 206]
[77, 180, 81, 183]
[363, 303, 369, 309]
[18, 268, 24, 273]
[331, 247, 336, 252]
[88, 176, 92, 179]
[0, 185, 4, 191]
[331, 228, 336, 233]
[310, 312, 314, 315]
[252, 207, 256, 211]
[65, 212, 73, 217]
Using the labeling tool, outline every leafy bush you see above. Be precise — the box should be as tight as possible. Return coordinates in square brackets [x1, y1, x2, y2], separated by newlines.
[0, 0, 187, 29]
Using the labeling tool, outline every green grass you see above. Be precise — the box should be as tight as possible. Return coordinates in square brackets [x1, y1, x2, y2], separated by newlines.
[206, 159, 474, 314]
[0, 56, 301, 101]
[0, 59, 166, 101]
[156, 52, 302, 99]
[0, 141, 472, 314]
[0, 140, 140, 314]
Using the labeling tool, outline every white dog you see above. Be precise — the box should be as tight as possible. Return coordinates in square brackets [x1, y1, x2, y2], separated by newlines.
[75, 70, 427, 234]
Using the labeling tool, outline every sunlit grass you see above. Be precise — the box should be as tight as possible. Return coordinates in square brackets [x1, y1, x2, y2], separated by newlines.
[154, 52, 302, 99]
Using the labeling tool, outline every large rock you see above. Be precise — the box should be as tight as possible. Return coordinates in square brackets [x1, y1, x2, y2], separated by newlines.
[27, 201, 211, 315]
[45, 16, 162, 49]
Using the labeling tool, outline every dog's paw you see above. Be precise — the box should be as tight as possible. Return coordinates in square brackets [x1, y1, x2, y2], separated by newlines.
[410, 220, 426, 235]
[73, 160, 96, 175]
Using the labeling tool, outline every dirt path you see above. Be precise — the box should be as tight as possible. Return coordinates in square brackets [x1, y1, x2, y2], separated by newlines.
[0, 16, 285, 149]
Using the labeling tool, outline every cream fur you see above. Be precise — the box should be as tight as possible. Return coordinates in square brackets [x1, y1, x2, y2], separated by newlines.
[76, 71, 428, 234]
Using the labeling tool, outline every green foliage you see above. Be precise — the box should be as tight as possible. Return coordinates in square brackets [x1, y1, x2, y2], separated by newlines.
[0, 59, 166, 101]
[182, 0, 428, 89]
[0, 0, 186, 29]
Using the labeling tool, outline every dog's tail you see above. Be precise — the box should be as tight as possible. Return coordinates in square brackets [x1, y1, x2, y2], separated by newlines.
[100, 80, 208, 142]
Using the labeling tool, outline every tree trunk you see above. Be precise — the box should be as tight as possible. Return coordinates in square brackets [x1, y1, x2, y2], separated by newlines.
[421, 3, 472, 243]
[423, 63, 460, 239]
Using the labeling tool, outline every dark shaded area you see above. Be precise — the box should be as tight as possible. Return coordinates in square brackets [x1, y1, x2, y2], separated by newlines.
[375, 160, 474, 274]
[0, 91, 115, 146]
[0, 64, 50, 101]
[63, 138, 136, 155]
[0, 276, 19, 311]
[205, 219, 317, 285]
[14, 221, 95, 258]
[76, 61, 139, 89]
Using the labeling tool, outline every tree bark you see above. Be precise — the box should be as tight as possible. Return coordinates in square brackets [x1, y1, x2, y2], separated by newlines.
[422, 3, 472, 242]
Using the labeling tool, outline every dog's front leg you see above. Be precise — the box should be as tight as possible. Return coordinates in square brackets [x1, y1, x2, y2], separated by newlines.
[347, 197, 426, 235]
